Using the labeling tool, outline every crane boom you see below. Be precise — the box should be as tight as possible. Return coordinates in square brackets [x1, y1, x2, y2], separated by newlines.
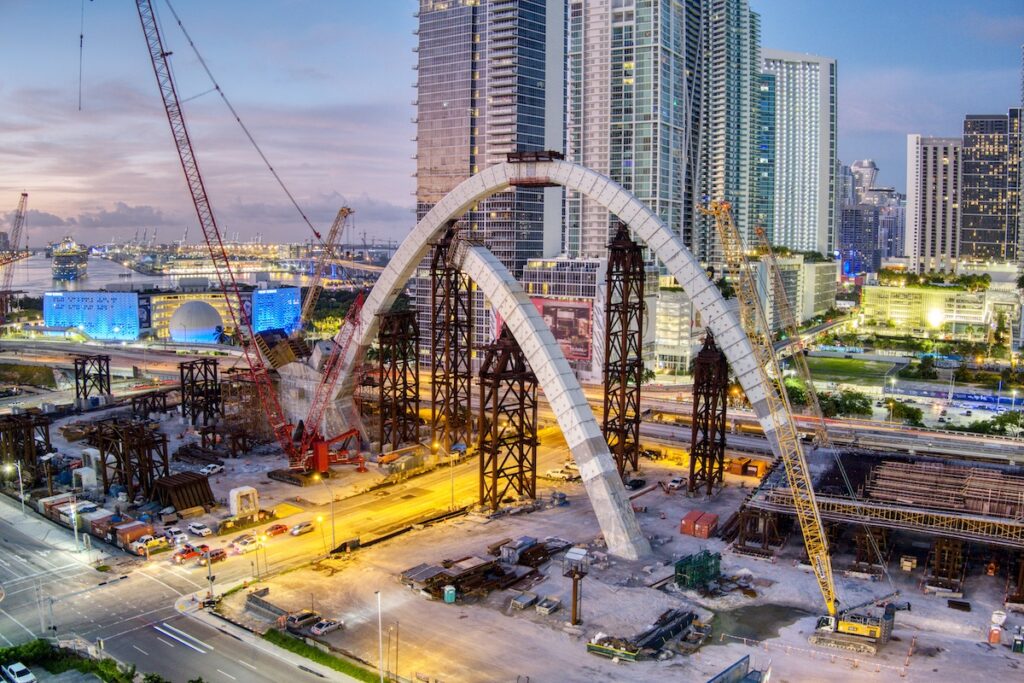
[0, 193, 28, 320]
[700, 201, 837, 617]
[300, 207, 351, 331]
[136, 0, 294, 456]
[299, 291, 364, 458]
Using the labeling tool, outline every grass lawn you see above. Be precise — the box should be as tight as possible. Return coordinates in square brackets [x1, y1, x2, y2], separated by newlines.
[804, 356, 895, 384]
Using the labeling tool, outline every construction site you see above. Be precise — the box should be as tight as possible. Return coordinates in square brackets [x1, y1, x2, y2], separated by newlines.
[2, 4, 1024, 683]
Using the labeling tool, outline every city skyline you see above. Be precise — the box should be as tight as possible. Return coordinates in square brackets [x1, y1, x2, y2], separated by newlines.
[0, 0, 1021, 245]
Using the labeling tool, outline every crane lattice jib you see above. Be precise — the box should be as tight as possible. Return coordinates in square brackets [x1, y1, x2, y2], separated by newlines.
[753, 227, 828, 445]
[299, 291, 365, 460]
[2, 193, 27, 291]
[300, 207, 351, 330]
[701, 201, 837, 617]
[136, 0, 294, 456]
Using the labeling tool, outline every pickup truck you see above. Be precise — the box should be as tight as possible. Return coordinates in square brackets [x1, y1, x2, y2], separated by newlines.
[129, 534, 169, 555]
[172, 543, 210, 565]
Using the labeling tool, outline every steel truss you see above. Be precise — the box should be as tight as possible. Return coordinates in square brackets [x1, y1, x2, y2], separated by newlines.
[88, 419, 169, 501]
[72, 354, 111, 404]
[602, 223, 645, 478]
[689, 332, 728, 495]
[736, 507, 784, 554]
[131, 390, 170, 418]
[478, 326, 538, 511]
[377, 310, 420, 452]
[179, 359, 221, 426]
[0, 414, 51, 478]
[431, 224, 475, 454]
[751, 489, 1024, 549]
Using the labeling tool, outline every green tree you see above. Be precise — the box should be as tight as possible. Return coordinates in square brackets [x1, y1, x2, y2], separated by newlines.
[889, 401, 924, 426]
[819, 389, 872, 417]
[783, 376, 808, 406]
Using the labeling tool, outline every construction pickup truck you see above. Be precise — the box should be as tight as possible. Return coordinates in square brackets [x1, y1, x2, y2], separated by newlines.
[172, 543, 210, 565]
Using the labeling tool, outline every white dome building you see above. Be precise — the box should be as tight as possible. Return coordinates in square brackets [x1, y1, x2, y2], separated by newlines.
[169, 300, 223, 343]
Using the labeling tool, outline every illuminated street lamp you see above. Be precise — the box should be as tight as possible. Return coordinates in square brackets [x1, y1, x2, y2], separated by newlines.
[311, 473, 336, 554]
[316, 515, 327, 556]
[3, 462, 25, 515]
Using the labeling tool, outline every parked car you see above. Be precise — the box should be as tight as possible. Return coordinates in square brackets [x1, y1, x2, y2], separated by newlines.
[964, 410, 973, 417]
[173, 543, 210, 565]
[640, 448, 662, 460]
[1, 662, 36, 683]
[286, 610, 320, 629]
[290, 521, 315, 536]
[196, 548, 227, 566]
[188, 522, 213, 537]
[624, 478, 646, 491]
[667, 476, 686, 491]
[199, 463, 224, 476]
[265, 523, 289, 537]
[164, 527, 189, 546]
[310, 618, 342, 636]
[234, 537, 258, 554]
[545, 468, 576, 481]
[562, 460, 580, 472]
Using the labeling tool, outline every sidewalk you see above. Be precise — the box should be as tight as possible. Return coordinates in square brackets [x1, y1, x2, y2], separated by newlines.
[0, 492, 114, 566]
[174, 587, 361, 682]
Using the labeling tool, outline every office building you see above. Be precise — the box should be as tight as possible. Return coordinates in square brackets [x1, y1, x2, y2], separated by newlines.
[761, 49, 838, 256]
[698, 0, 761, 261]
[754, 73, 775, 241]
[906, 135, 962, 273]
[959, 109, 1022, 262]
[839, 204, 880, 276]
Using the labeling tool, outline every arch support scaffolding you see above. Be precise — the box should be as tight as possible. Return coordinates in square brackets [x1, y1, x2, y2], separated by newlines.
[333, 159, 792, 560]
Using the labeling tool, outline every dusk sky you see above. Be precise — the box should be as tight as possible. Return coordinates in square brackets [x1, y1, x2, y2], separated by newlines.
[1, 1, 1021, 246]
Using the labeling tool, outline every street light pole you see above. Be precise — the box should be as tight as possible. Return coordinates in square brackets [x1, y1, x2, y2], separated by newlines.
[375, 590, 384, 683]
[5, 462, 25, 516]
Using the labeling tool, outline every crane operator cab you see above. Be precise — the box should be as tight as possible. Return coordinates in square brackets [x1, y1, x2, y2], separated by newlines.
[813, 601, 910, 653]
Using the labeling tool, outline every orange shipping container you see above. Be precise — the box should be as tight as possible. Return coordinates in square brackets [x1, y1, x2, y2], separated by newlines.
[680, 510, 704, 536]
[693, 512, 719, 539]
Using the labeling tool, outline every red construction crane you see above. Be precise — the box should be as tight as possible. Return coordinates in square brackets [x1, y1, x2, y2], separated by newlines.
[136, 0, 364, 472]
[0, 192, 28, 321]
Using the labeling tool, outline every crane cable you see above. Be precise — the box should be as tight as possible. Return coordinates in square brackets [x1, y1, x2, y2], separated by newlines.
[160, 0, 331, 247]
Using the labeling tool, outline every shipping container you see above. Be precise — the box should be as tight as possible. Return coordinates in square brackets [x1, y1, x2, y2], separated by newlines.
[113, 520, 153, 548]
[693, 512, 719, 539]
[680, 510, 703, 536]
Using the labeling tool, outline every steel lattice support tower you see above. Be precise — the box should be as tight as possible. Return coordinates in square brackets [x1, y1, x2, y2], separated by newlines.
[179, 359, 221, 427]
[430, 224, 475, 454]
[377, 310, 420, 452]
[602, 224, 645, 477]
[478, 326, 538, 511]
[689, 332, 729, 495]
[72, 354, 111, 404]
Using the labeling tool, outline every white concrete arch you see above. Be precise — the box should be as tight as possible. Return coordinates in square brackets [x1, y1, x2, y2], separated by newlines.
[335, 159, 781, 560]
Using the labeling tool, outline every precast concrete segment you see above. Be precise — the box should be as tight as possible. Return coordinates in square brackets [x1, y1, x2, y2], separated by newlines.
[460, 245, 649, 558]
[332, 158, 787, 558]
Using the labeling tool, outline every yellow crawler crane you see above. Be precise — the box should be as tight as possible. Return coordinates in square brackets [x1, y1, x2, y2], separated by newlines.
[700, 202, 906, 654]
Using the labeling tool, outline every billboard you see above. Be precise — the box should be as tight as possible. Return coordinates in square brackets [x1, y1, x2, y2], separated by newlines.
[531, 298, 592, 361]
[251, 287, 302, 335]
[43, 291, 140, 341]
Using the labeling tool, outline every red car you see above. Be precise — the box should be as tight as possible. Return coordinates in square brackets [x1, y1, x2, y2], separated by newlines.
[172, 543, 210, 565]
[265, 524, 289, 537]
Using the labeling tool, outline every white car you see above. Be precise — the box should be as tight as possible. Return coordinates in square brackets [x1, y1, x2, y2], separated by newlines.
[545, 468, 576, 481]
[199, 463, 224, 476]
[188, 522, 213, 537]
[2, 662, 37, 683]
[667, 476, 686, 491]
[310, 618, 342, 636]
[235, 537, 258, 554]
[165, 527, 189, 546]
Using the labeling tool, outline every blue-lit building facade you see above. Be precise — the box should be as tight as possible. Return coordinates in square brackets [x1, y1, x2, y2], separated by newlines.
[754, 72, 775, 243]
[42, 286, 301, 343]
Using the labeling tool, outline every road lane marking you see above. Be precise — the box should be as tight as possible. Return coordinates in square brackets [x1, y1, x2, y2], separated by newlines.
[0, 607, 35, 638]
[155, 636, 176, 649]
[132, 645, 149, 655]
[135, 569, 185, 596]
[161, 622, 214, 651]
[153, 624, 205, 653]
[239, 661, 257, 671]
[216, 669, 237, 680]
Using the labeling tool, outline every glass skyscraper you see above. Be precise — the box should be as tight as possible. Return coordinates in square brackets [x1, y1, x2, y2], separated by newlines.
[413, 0, 558, 350]
[564, 0, 702, 260]
[754, 73, 775, 243]
[959, 109, 1023, 263]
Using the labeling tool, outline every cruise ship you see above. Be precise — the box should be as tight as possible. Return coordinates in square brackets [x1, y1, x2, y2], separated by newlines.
[51, 236, 89, 281]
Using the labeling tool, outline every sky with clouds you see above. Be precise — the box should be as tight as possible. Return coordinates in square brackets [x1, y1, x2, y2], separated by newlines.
[1, 1, 1021, 246]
